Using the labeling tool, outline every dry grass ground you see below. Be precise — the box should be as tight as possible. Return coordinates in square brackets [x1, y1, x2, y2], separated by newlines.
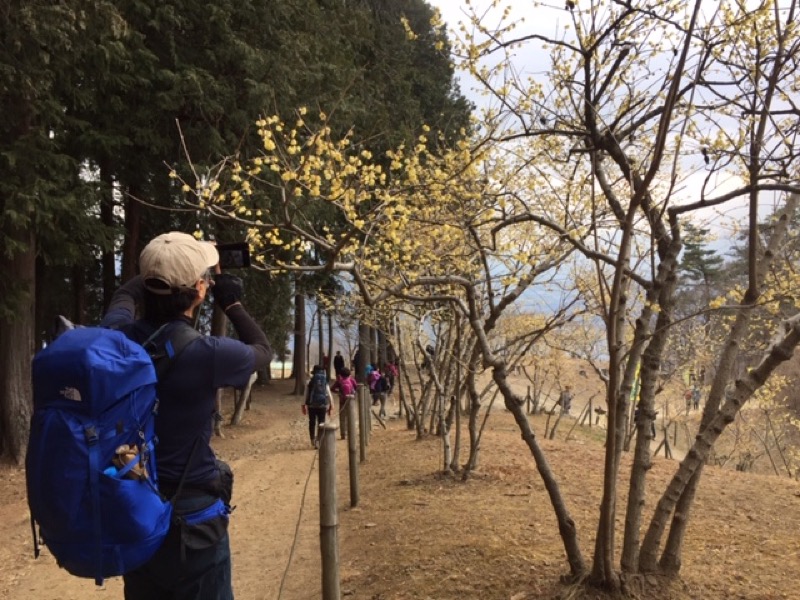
[338, 399, 800, 599]
[1, 376, 799, 599]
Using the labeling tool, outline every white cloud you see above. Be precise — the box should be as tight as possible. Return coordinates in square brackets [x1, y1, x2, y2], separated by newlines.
[429, 0, 564, 108]
[675, 170, 783, 252]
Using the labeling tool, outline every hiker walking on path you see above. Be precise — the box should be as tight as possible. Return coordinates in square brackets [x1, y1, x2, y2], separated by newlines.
[331, 367, 357, 440]
[384, 360, 399, 394]
[369, 367, 390, 418]
[692, 385, 701, 410]
[333, 350, 345, 376]
[303, 365, 334, 448]
[558, 385, 573, 415]
[100, 231, 272, 600]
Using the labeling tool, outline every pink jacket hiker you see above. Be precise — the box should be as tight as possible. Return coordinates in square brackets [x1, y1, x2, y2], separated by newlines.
[332, 374, 356, 400]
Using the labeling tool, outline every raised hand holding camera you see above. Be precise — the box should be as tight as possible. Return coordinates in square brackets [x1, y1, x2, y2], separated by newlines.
[213, 273, 244, 311]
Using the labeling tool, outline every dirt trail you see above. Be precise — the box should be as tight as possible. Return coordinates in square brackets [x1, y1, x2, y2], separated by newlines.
[0, 380, 327, 600]
[4, 373, 799, 599]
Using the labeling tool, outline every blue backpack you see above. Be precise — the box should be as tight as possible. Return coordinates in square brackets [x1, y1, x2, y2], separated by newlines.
[309, 371, 329, 406]
[26, 325, 196, 585]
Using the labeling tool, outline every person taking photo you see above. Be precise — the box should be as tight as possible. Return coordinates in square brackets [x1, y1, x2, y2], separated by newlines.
[101, 231, 272, 600]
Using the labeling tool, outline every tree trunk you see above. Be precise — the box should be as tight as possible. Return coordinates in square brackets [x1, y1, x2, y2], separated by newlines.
[34, 255, 47, 348]
[641, 194, 798, 572]
[378, 326, 387, 369]
[356, 321, 370, 384]
[639, 312, 800, 571]
[416, 379, 433, 438]
[591, 203, 637, 590]
[293, 290, 306, 395]
[621, 234, 681, 572]
[327, 312, 333, 380]
[494, 366, 586, 578]
[462, 344, 484, 474]
[71, 264, 87, 325]
[656, 465, 701, 573]
[655, 301, 752, 570]
[210, 305, 228, 437]
[394, 322, 414, 428]
[121, 185, 143, 282]
[305, 309, 314, 370]
[100, 160, 116, 311]
[366, 325, 375, 367]
[399, 357, 419, 430]
[465, 388, 481, 471]
[317, 303, 324, 368]
[450, 386, 461, 472]
[449, 315, 463, 473]
[440, 392, 452, 474]
[0, 226, 36, 463]
[428, 388, 439, 434]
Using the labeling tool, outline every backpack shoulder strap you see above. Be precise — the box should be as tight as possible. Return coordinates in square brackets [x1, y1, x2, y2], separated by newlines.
[144, 321, 202, 379]
[146, 322, 203, 503]
[165, 322, 203, 358]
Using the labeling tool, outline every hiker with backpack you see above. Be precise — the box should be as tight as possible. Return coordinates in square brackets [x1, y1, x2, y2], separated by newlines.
[304, 365, 334, 448]
[94, 231, 271, 599]
[384, 360, 398, 394]
[331, 367, 357, 440]
[369, 367, 390, 418]
[377, 371, 390, 418]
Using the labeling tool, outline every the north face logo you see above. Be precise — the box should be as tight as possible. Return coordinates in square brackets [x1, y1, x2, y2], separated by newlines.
[60, 387, 82, 401]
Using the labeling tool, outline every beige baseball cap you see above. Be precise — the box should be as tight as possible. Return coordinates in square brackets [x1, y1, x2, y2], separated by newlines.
[139, 232, 219, 294]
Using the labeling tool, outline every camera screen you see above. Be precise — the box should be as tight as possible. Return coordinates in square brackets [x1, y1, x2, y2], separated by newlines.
[217, 242, 251, 269]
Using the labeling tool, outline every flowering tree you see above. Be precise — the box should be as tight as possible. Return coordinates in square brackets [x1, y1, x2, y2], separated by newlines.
[177, 0, 800, 591]
[447, 0, 800, 587]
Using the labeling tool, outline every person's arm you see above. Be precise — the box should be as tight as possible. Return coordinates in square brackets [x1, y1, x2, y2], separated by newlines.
[213, 274, 272, 371]
[301, 381, 310, 415]
[100, 275, 146, 328]
[224, 304, 272, 371]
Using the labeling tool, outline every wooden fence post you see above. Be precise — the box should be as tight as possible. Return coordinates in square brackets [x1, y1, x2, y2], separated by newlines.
[358, 384, 367, 463]
[319, 423, 341, 600]
[347, 395, 359, 507]
[365, 385, 372, 445]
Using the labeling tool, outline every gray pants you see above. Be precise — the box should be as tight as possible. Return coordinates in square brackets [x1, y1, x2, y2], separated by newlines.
[372, 392, 387, 418]
[339, 395, 354, 439]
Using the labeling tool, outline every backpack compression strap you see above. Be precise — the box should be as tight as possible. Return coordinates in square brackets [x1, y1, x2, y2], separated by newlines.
[86, 425, 104, 585]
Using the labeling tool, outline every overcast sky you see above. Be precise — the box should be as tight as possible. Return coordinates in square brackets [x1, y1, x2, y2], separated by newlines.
[423, 0, 763, 248]
[426, 0, 560, 105]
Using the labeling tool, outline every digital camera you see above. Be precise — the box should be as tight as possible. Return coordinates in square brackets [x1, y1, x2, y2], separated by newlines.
[217, 242, 251, 269]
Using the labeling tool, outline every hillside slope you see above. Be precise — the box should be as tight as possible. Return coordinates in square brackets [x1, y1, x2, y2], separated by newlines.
[1, 378, 798, 599]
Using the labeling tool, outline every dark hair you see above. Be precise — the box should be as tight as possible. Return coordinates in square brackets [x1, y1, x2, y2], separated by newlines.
[143, 288, 198, 324]
[340, 367, 350, 378]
